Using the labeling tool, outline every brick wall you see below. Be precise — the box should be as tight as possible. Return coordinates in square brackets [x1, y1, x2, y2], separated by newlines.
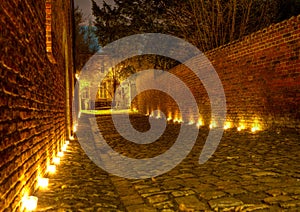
[135, 15, 300, 132]
[0, 0, 73, 211]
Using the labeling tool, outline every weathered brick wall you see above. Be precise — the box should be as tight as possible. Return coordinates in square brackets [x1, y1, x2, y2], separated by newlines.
[135, 15, 300, 132]
[0, 0, 73, 211]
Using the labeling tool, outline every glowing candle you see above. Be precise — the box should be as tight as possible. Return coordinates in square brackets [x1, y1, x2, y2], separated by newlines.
[196, 117, 203, 128]
[73, 124, 77, 133]
[53, 157, 60, 165]
[38, 177, 49, 189]
[62, 144, 67, 152]
[188, 119, 195, 125]
[57, 152, 64, 157]
[155, 109, 161, 119]
[237, 123, 246, 131]
[224, 122, 232, 130]
[47, 165, 56, 174]
[22, 196, 38, 211]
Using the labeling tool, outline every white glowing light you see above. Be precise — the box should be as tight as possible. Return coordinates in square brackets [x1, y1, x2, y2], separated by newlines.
[62, 144, 67, 152]
[223, 122, 232, 130]
[57, 152, 64, 157]
[47, 165, 56, 174]
[73, 124, 77, 133]
[22, 196, 38, 211]
[53, 157, 60, 165]
[251, 126, 260, 133]
[38, 177, 49, 189]
[65, 140, 70, 145]
[188, 120, 195, 125]
[237, 123, 246, 131]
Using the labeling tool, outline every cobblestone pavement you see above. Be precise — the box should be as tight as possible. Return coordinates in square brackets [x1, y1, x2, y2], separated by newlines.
[35, 113, 300, 211]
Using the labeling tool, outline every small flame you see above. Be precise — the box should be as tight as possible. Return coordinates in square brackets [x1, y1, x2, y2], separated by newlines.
[237, 124, 246, 131]
[224, 122, 232, 130]
[62, 144, 67, 152]
[188, 119, 195, 125]
[196, 116, 204, 128]
[73, 124, 77, 133]
[38, 177, 49, 189]
[53, 157, 60, 165]
[167, 112, 172, 121]
[57, 152, 64, 157]
[22, 196, 38, 211]
[156, 109, 161, 119]
[149, 111, 154, 117]
[209, 120, 217, 129]
[47, 165, 56, 174]
[251, 119, 261, 133]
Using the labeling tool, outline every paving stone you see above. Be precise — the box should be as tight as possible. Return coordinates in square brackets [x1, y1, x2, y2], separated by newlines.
[225, 188, 247, 195]
[284, 187, 300, 195]
[175, 195, 208, 210]
[199, 191, 226, 200]
[208, 197, 244, 209]
[120, 195, 144, 206]
[232, 204, 270, 211]
[280, 200, 300, 209]
[171, 190, 196, 197]
[152, 201, 175, 210]
[34, 113, 300, 211]
[251, 171, 278, 177]
[126, 204, 157, 212]
[147, 194, 170, 204]
[263, 195, 293, 204]
[266, 189, 287, 197]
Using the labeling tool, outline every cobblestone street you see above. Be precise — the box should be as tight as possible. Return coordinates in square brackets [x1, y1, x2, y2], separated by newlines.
[35, 113, 300, 211]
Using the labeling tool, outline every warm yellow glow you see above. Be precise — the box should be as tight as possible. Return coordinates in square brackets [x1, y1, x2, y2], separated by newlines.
[224, 122, 232, 130]
[65, 140, 70, 145]
[173, 113, 179, 123]
[22, 196, 38, 211]
[188, 119, 195, 125]
[251, 118, 261, 133]
[62, 144, 68, 152]
[53, 157, 60, 165]
[209, 120, 217, 129]
[75, 73, 80, 80]
[132, 107, 138, 112]
[69, 135, 74, 140]
[167, 112, 172, 121]
[156, 109, 161, 119]
[57, 152, 64, 157]
[237, 122, 246, 131]
[38, 177, 49, 189]
[47, 165, 56, 174]
[196, 117, 204, 128]
[149, 111, 154, 117]
[73, 124, 77, 133]
[251, 127, 259, 132]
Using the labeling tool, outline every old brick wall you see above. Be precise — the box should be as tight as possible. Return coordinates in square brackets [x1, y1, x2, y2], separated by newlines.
[135, 15, 300, 131]
[0, 0, 73, 211]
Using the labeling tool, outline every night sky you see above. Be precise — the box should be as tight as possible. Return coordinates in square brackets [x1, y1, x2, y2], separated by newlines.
[74, 0, 114, 23]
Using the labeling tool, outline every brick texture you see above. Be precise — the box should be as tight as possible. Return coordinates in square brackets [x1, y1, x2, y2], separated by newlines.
[135, 15, 300, 132]
[0, 0, 73, 211]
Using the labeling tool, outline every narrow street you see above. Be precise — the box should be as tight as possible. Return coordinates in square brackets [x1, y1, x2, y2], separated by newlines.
[35, 113, 300, 211]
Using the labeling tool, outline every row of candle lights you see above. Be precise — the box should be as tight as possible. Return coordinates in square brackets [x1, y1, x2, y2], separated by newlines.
[146, 109, 261, 133]
[22, 139, 70, 211]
